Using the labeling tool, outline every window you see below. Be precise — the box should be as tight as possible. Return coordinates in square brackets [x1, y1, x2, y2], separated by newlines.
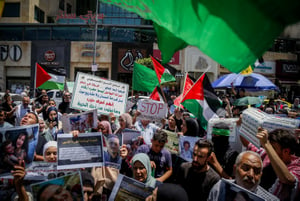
[34, 6, 45, 23]
[59, 0, 65, 10]
[2, 3, 20, 17]
[67, 3, 72, 14]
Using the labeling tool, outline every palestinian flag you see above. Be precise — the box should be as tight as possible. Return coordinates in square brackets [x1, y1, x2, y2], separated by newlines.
[181, 73, 223, 130]
[35, 63, 65, 90]
[151, 56, 176, 84]
[174, 74, 194, 108]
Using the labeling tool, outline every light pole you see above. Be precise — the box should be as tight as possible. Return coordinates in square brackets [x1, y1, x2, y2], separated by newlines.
[92, 0, 99, 76]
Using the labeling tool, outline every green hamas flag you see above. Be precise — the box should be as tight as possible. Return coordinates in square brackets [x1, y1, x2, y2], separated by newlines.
[132, 62, 159, 92]
[100, 0, 300, 73]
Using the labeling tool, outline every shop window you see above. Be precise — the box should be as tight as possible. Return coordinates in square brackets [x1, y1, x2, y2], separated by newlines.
[2, 3, 20, 17]
[59, 0, 65, 11]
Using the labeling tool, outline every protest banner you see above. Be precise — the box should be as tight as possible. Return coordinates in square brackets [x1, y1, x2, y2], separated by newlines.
[207, 118, 239, 143]
[71, 72, 129, 116]
[240, 108, 300, 148]
[31, 171, 83, 201]
[137, 99, 168, 121]
[57, 133, 104, 170]
[109, 174, 154, 201]
[214, 178, 275, 201]
[162, 129, 179, 154]
[61, 109, 97, 133]
[179, 136, 201, 162]
[0, 124, 39, 177]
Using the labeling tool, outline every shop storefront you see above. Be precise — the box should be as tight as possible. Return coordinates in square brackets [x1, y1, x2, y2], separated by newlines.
[0, 41, 31, 93]
[111, 42, 152, 88]
[276, 60, 300, 101]
[70, 42, 112, 81]
[31, 41, 71, 92]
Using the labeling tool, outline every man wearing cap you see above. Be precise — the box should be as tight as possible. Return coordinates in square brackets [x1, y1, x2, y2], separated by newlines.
[208, 122, 238, 178]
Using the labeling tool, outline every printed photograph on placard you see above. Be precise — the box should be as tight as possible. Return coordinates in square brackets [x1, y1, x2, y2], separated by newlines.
[109, 174, 154, 201]
[179, 136, 200, 162]
[104, 134, 122, 169]
[61, 109, 97, 133]
[31, 171, 83, 201]
[0, 124, 39, 176]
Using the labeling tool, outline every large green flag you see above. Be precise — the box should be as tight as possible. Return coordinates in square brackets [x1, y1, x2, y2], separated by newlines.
[132, 62, 159, 92]
[100, 0, 300, 73]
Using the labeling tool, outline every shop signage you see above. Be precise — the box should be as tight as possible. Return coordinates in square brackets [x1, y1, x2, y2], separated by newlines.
[276, 60, 300, 80]
[153, 50, 180, 65]
[0, 45, 22, 61]
[44, 50, 56, 62]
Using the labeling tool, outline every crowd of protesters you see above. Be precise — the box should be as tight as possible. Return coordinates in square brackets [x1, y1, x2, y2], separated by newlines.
[0, 87, 300, 201]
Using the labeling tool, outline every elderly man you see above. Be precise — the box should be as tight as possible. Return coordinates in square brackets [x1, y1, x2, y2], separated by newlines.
[208, 151, 279, 201]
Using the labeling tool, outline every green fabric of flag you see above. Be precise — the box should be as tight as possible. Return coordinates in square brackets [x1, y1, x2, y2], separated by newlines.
[100, 0, 300, 73]
[38, 73, 65, 91]
[132, 62, 159, 92]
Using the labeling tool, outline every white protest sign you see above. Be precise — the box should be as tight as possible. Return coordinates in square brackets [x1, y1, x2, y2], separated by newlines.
[137, 99, 168, 121]
[71, 72, 129, 116]
[240, 108, 300, 148]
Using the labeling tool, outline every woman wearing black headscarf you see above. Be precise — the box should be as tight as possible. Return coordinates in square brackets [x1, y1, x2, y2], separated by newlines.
[181, 117, 200, 137]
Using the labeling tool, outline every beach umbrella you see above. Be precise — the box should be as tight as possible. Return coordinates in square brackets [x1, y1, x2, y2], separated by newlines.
[234, 96, 262, 106]
[212, 73, 278, 91]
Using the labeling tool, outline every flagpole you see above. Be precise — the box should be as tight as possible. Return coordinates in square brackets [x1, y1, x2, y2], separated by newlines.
[34, 62, 37, 98]
[158, 83, 167, 103]
[178, 72, 188, 105]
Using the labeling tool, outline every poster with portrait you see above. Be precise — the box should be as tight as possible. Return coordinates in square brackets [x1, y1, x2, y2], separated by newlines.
[104, 134, 123, 169]
[162, 129, 179, 154]
[179, 136, 201, 162]
[121, 129, 142, 147]
[61, 109, 98, 133]
[0, 124, 39, 177]
[31, 171, 83, 201]
[57, 133, 104, 170]
[71, 72, 129, 116]
[109, 174, 154, 201]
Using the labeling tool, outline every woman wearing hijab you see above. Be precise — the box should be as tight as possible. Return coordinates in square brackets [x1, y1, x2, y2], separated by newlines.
[114, 113, 134, 134]
[98, 120, 113, 135]
[131, 153, 160, 188]
[146, 183, 188, 201]
[43, 141, 57, 162]
[181, 117, 200, 137]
